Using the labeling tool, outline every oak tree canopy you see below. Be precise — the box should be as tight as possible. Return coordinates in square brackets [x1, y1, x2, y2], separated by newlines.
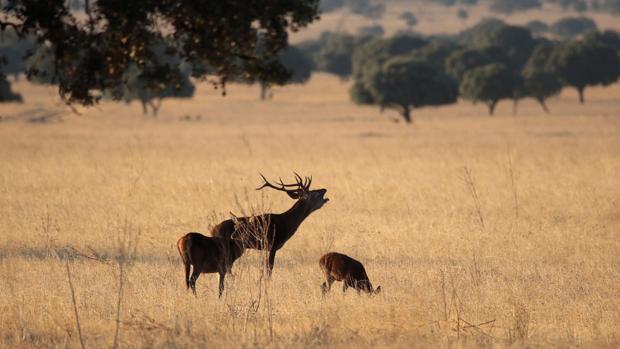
[0, 0, 320, 106]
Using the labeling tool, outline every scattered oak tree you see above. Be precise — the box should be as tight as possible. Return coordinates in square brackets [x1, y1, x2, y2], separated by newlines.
[320, 0, 345, 13]
[399, 12, 418, 31]
[550, 17, 597, 39]
[351, 35, 427, 79]
[104, 46, 195, 116]
[458, 9, 469, 21]
[489, 0, 542, 14]
[459, 63, 516, 115]
[546, 39, 620, 103]
[0, 27, 36, 80]
[465, 24, 536, 113]
[106, 64, 195, 116]
[256, 45, 314, 100]
[313, 33, 370, 80]
[456, 18, 506, 46]
[0, 58, 22, 103]
[602, 0, 620, 14]
[348, 0, 385, 19]
[548, 0, 589, 12]
[351, 55, 458, 123]
[24, 43, 56, 84]
[521, 43, 563, 112]
[477, 25, 537, 71]
[522, 71, 563, 112]
[27, 41, 195, 115]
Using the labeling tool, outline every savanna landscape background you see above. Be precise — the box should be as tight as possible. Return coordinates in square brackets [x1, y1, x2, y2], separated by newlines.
[1, 0, 620, 348]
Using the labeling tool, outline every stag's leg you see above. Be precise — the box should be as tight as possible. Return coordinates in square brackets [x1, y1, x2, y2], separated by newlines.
[218, 271, 225, 298]
[342, 282, 349, 294]
[189, 269, 201, 296]
[267, 249, 276, 276]
[223, 243, 235, 276]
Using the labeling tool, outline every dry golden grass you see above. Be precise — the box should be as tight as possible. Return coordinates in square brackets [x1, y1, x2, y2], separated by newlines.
[1, 73, 619, 348]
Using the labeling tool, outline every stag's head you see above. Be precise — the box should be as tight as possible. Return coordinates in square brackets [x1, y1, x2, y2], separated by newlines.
[257, 173, 328, 212]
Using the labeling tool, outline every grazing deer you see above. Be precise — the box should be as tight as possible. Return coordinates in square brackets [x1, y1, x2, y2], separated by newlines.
[211, 173, 328, 275]
[320, 252, 381, 295]
[177, 232, 245, 297]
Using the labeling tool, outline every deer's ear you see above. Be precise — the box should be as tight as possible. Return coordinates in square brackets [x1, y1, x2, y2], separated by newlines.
[286, 191, 301, 199]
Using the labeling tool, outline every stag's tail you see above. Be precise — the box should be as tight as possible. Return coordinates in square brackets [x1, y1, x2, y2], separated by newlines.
[177, 234, 192, 289]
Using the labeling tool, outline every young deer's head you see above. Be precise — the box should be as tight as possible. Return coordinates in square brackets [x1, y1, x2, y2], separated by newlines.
[229, 237, 245, 260]
[257, 173, 328, 213]
[358, 280, 382, 295]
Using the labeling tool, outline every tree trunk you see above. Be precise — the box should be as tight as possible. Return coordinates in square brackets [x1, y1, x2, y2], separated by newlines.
[401, 105, 412, 123]
[149, 99, 162, 117]
[537, 98, 549, 113]
[577, 87, 585, 104]
[334, 12, 348, 33]
[141, 100, 148, 115]
[259, 82, 268, 101]
[512, 98, 518, 116]
[488, 100, 497, 116]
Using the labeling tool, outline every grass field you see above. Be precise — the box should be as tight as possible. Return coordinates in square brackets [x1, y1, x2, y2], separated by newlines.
[1, 72, 619, 348]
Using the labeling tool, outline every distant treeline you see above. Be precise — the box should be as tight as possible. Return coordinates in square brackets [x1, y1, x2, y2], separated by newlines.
[320, 0, 620, 16]
[292, 17, 619, 121]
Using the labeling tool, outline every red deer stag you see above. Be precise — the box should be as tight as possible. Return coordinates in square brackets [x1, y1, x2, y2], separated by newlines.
[211, 173, 328, 275]
[177, 232, 245, 297]
[320, 252, 381, 295]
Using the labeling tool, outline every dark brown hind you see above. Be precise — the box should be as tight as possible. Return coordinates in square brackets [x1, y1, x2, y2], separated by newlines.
[177, 232, 244, 298]
[319, 252, 381, 296]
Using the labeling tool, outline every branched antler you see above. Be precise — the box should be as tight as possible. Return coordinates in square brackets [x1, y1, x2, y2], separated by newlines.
[256, 173, 312, 198]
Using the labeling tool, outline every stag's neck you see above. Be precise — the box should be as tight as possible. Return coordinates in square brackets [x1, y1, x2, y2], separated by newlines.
[278, 200, 313, 234]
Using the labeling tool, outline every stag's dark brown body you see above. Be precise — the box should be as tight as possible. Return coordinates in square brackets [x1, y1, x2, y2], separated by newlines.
[212, 173, 328, 275]
[320, 252, 381, 295]
[177, 232, 244, 297]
